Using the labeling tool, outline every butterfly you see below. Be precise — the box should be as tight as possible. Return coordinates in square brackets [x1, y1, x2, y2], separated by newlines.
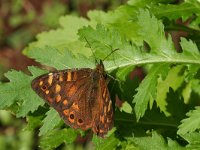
[31, 60, 114, 137]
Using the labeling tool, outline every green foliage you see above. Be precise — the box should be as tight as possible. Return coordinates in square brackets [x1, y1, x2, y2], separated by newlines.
[23, 16, 91, 56]
[181, 132, 200, 149]
[40, 128, 77, 149]
[92, 128, 119, 150]
[1, 0, 200, 149]
[0, 67, 47, 117]
[132, 131, 183, 150]
[178, 107, 200, 135]
[39, 108, 61, 136]
[133, 64, 169, 121]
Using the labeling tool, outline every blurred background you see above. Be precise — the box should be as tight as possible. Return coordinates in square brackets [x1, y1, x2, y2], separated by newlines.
[0, 0, 126, 149]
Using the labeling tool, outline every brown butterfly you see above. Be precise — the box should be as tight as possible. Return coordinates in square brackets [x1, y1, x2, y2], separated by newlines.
[31, 60, 113, 137]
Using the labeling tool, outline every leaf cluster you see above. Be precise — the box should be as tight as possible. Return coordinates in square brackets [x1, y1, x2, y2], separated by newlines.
[1, 0, 200, 149]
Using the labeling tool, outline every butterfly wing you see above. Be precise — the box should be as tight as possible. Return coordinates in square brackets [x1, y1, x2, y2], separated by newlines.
[31, 69, 95, 130]
[91, 72, 114, 137]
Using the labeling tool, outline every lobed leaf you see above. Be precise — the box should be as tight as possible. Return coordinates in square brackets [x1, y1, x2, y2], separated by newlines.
[132, 131, 183, 150]
[133, 64, 169, 121]
[156, 65, 186, 116]
[40, 128, 77, 149]
[0, 67, 47, 117]
[25, 46, 94, 70]
[178, 107, 200, 135]
[23, 16, 91, 56]
[92, 128, 119, 150]
[39, 108, 61, 136]
[181, 132, 200, 149]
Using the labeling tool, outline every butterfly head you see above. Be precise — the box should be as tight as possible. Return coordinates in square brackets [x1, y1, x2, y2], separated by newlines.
[95, 60, 105, 74]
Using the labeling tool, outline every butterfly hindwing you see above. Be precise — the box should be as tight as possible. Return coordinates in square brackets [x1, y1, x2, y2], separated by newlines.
[92, 74, 114, 137]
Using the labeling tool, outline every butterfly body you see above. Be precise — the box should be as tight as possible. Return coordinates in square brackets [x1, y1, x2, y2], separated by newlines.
[31, 63, 113, 137]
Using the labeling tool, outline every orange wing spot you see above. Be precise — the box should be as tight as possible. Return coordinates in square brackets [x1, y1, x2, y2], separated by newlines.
[73, 72, 77, 80]
[104, 106, 107, 114]
[55, 84, 61, 93]
[63, 109, 69, 116]
[48, 73, 53, 85]
[56, 94, 61, 102]
[103, 88, 107, 98]
[72, 103, 79, 111]
[62, 99, 68, 105]
[45, 90, 50, 94]
[39, 81, 43, 86]
[68, 85, 76, 97]
[59, 74, 63, 81]
[100, 115, 104, 123]
[67, 71, 71, 81]
[105, 96, 108, 102]
[108, 101, 112, 112]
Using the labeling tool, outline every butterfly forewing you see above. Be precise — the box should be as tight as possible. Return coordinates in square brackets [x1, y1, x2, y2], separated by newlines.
[32, 69, 94, 129]
[31, 64, 114, 137]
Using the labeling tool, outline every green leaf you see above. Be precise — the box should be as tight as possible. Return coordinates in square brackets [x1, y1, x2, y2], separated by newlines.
[25, 115, 43, 131]
[25, 46, 94, 70]
[39, 108, 61, 136]
[78, 24, 126, 59]
[40, 128, 77, 149]
[92, 128, 119, 150]
[136, 10, 200, 65]
[116, 65, 135, 81]
[88, 6, 140, 44]
[178, 107, 200, 135]
[180, 132, 200, 149]
[156, 65, 186, 116]
[23, 12, 200, 75]
[0, 67, 47, 117]
[180, 38, 199, 56]
[23, 16, 90, 55]
[120, 101, 133, 114]
[186, 65, 200, 81]
[78, 24, 141, 71]
[133, 131, 183, 150]
[182, 80, 193, 104]
[80, 11, 200, 74]
[151, 1, 200, 21]
[182, 79, 200, 104]
[137, 9, 175, 53]
[128, 0, 173, 7]
[133, 64, 169, 121]
[191, 79, 200, 96]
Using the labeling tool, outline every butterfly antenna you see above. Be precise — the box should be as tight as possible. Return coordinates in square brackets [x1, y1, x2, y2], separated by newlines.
[84, 37, 98, 65]
[102, 48, 119, 62]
